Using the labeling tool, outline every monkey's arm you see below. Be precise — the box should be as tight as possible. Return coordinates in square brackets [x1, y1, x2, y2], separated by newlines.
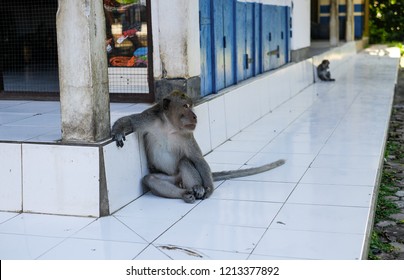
[192, 156, 214, 198]
[111, 116, 133, 147]
[187, 138, 215, 198]
[111, 108, 158, 147]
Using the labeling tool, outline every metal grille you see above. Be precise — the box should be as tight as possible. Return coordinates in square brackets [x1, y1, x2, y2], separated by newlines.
[0, 0, 59, 94]
[104, 0, 149, 94]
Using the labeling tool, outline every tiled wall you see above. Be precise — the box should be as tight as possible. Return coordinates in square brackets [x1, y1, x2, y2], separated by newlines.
[0, 143, 22, 212]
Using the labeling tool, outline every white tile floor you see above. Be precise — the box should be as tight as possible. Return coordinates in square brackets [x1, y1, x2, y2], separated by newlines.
[0, 50, 399, 259]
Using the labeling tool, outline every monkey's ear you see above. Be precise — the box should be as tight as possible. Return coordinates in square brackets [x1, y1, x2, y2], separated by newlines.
[163, 98, 171, 110]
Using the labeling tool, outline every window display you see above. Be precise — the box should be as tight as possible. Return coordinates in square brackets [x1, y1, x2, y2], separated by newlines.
[103, 0, 149, 94]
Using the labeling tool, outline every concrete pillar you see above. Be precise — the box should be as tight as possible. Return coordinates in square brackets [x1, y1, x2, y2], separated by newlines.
[153, 0, 201, 100]
[329, 0, 339, 47]
[363, 0, 370, 37]
[57, 0, 110, 142]
[345, 0, 355, 41]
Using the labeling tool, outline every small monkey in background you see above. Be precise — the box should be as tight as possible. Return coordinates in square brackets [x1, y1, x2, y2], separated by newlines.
[111, 90, 285, 203]
[317, 59, 335, 82]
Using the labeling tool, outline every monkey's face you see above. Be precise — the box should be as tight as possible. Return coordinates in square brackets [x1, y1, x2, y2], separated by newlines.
[321, 60, 330, 69]
[163, 91, 198, 131]
[178, 102, 197, 131]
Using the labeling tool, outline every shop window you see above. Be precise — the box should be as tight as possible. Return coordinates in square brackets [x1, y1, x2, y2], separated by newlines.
[103, 0, 153, 100]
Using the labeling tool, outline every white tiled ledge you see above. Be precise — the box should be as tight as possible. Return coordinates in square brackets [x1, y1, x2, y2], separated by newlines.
[0, 42, 358, 217]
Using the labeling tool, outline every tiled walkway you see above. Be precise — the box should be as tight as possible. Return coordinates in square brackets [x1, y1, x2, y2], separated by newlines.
[0, 49, 399, 259]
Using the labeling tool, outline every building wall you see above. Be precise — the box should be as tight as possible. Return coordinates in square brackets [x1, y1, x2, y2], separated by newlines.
[150, 0, 311, 97]
[290, 0, 311, 51]
[150, 0, 200, 80]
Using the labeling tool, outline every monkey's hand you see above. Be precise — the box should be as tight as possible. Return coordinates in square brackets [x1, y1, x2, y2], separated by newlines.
[112, 133, 126, 148]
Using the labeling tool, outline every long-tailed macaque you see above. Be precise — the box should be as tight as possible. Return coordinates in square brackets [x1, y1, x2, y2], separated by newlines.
[111, 90, 285, 203]
[317, 59, 336, 82]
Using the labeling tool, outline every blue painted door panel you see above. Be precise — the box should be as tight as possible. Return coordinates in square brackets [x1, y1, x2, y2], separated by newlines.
[261, 5, 271, 72]
[254, 3, 262, 75]
[213, 0, 225, 91]
[236, 1, 255, 82]
[285, 6, 291, 63]
[199, 0, 213, 96]
[223, 0, 236, 87]
[245, 2, 254, 79]
[236, 1, 245, 82]
[278, 6, 286, 66]
[269, 5, 279, 70]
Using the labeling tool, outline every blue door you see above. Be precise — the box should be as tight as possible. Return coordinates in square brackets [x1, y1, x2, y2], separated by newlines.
[200, 1, 290, 96]
[254, 3, 262, 76]
[222, 0, 236, 88]
[210, 0, 236, 92]
[199, 0, 213, 96]
[236, 1, 255, 82]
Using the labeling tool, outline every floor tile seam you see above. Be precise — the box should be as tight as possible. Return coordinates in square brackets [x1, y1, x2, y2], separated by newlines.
[0, 126, 59, 141]
[261, 227, 366, 236]
[0, 102, 33, 110]
[35, 237, 147, 260]
[2, 123, 61, 129]
[136, 243, 174, 260]
[114, 199, 203, 246]
[34, 238, 69, 259]
[226, 77, 335, 161]
[0, 217, 96, 240]
[21, 129, 62, 142]
[109, 215, 151, 244]
[0, 213, 20, 225]
[209, 197, 285, 205]
[70, 215, 149, 244]
[225, 178, 303, 184]
[51, 235, 149, 245]
[0, 231, 71, 260]
[313, 82, 372, 157]
[157, 217, 270, 230]
[248, 111, 371, 257]
[238, 95, 328, 166]
[248, 179, 301, 258]
[283, 201, 371, 210]
[248, 252, 316, 260]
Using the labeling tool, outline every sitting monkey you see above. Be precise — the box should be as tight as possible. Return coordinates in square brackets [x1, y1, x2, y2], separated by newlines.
[111, 90, 285, 203]
[317, 59, 335, 82]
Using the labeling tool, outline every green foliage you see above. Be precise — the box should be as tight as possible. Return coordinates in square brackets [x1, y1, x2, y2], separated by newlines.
[368, 232, 396, 260]
[370, 0, 404, 44]
[368, 139, 401, 259]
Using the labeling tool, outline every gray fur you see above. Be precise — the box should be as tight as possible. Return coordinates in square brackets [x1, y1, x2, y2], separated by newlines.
[111, 90, 285, 203]
[317, 59, 336, 82]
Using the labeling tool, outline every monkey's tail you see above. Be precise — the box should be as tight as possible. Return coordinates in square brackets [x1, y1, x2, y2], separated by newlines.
[212, 159, 285, 181]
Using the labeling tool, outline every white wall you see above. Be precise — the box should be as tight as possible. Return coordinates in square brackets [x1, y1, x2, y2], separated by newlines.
[150, 0, 200, 79]
[291, 0, 311, 51]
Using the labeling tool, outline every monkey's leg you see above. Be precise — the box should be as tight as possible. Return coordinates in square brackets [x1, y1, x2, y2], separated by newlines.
[142, 173, 196, 203]
[178, 159, 206, 199]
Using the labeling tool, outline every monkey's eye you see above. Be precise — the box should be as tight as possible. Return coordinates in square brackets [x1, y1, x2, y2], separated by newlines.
[183, 104, 190, 109]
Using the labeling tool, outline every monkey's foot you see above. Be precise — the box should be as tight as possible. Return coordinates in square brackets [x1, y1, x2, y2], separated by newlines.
[203, 186, 214, 199]
[192, 185, 205, 199]
[182, 191, 196, 203]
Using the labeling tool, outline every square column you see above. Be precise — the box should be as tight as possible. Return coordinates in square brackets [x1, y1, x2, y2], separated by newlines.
[57, 0, 110, 142]
[345, 0, 355, 41]
[329, 0, 339, 47]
